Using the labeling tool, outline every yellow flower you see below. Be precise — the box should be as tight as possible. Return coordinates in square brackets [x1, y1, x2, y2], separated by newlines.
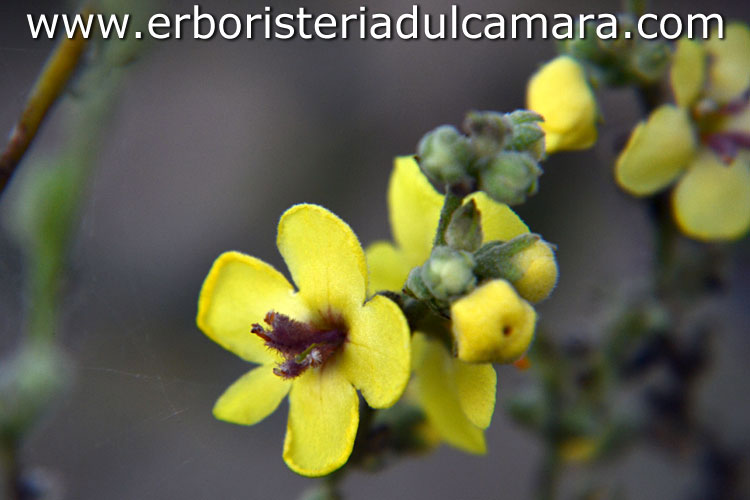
[506, 240, 558, 303]
[365, 157, 538, 453]
[616, 23, 750, 241]
[197, 204, 410, 476]
[526, 56, 598, 153]
[451, 280, 537, 364]
[411, 333, 496, 454]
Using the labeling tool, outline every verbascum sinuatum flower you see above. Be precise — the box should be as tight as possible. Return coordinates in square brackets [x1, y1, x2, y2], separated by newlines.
[526, 55, 598, 153]
[451, 279, 537, 364]
[365, 157, 552, 453]
[615, 22, 750, 241]
[197, 204, 410, 476]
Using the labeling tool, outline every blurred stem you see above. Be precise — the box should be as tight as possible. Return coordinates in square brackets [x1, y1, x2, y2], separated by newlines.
[624, 0, 648, 17]
[1, 441, 21, 500]
[0, 7, 91, 195]
[536, 344, 563, 500]
[649, 193, 679, 295]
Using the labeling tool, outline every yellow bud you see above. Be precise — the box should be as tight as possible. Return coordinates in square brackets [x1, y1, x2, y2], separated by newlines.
[508, 240, 558, 303]
[451, 280, 537, 364]
[526, 56, 598, 153]
[559, 436, 598, 463]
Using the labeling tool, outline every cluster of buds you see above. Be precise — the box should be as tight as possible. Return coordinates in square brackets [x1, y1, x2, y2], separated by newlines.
[557, 15, 671, 87]
[403, 199, 557, 364]
[417, 110, 545, 205]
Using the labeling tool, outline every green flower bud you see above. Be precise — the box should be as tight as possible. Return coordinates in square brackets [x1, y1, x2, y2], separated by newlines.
[505, 110, 546, 160]
[420, 246, 476, 301]
[631, 40, 671, 84]
[0, 345, 71, 441]
[405, 267, 432, 301]
[445, 200, 483, 252]
[478, 152, 543, 205]
[416, 125, 473, 184]
[463, 110, 512, 158]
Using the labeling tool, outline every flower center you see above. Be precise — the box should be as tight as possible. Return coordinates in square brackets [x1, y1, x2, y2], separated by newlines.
[251, 311, 346, 379]
[695, 91, 750, 163]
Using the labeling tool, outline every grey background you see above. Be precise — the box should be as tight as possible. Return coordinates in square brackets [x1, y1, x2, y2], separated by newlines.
[1, 0, 749, 498]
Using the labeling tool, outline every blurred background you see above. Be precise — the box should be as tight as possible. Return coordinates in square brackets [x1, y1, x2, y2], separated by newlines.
[1, 0, 749, 498]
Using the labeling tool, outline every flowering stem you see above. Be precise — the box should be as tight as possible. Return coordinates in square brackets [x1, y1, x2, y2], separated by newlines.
[0, 7, 91, 195]
[1, 441, 21, 500]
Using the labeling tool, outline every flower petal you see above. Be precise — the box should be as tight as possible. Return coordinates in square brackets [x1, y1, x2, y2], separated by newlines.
[412, 333, 487, 454]
[672, 151, 750, 241]
[722, 104, 750, 135]
[213, 364, 291, 425]
[197, 251, 308, 364]
[670, 38, 706, 108]
[467, 191, 530, 243]
[388, 156, 443, 265]
[283, 367, 359, 476]
[454, 360, 497, 429]
[615, 105, 696, 196]
[277, 204, 367, 318]
[705, 22, 750, 104]
[527, 56, 598, 152]
[365, 241, 412, 294]
[340, 295, 411, 409]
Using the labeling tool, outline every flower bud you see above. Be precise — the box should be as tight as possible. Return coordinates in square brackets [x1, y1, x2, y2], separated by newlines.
[420, 246, 476, 301]
[505, 110, 546, 160]
[0, 345, 71, 440]
[526, 56, 598, 153]
[451, 279, 537, 364]
[417, 125, 473, 184]
[507, 240, 558, 303]
[478, 152, 542, 206]
[463, 110, 511, 157]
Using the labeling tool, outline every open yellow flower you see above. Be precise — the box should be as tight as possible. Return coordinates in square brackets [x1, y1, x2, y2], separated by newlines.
[197, 204, 410, 476]
[526, 55, 598, 153]
[365, 157, 538, 453]
[451, 279, 537, 364]
[615, 23, 750, 241]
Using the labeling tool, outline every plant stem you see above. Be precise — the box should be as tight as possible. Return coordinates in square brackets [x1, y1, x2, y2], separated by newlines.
[1, 441, 21, 500]
[0, 7, 91, 195]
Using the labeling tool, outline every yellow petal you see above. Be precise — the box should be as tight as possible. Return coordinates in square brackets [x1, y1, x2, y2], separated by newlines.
[615, 105, 697, 196]
[466, 191, 530, 243]
[722, 105, 750, 135]
[277, 204, 367, 318]
[670, 38, 706, 108]
[454, 360, 497, 429]
[509, 240, 559, 303]
[283, 367, 359, 476]
[526, 56, 598, 152]
[197, 251, 308, 364]
[672, 151, 750, 241]
[412, 333, 487, 454]
[705, 22, 750, 104]
[451, 280, 537, 364]
[340, 295, 410, 409]
[212, 364, 291, 425]
[365, 241, 411, 294]
[388, 156, 443, 265]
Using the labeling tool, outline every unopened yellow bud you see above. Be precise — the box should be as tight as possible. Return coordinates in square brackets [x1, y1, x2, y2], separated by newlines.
[508, 240, 558, 303]
[527, 56, 598, 153]
[451, 280, 537, 364]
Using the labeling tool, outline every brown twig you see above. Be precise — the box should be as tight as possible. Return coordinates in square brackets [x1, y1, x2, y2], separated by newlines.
[0, 8, 91, 195]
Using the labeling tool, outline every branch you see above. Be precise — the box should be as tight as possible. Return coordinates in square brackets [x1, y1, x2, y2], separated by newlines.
[0, 8, 91, 194]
